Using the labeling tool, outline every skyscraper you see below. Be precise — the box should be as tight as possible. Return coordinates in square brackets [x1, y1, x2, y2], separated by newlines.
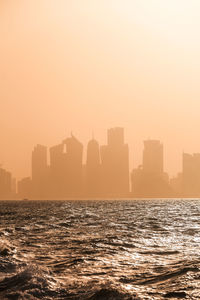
[63, 134, 83, 196]
[107, 127, 124, 147]
[100, 127, 129, 196]
[182, 153, 200, 196]
[0, 167, 12, 198]
[132, 140, 171, 197]
[143, 140, 163, 174]
[18, 177, 32, 199]
[86, 138, 101, 196]
[49, 143, 65, 197]
[32, 144, 48, 198]
[49, 135, 83, 197]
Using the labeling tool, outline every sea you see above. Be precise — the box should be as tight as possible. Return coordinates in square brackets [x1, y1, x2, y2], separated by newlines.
[0, 199, 200, 299]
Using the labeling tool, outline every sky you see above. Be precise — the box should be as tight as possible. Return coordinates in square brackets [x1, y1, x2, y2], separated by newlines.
[1, 0, 200, 179]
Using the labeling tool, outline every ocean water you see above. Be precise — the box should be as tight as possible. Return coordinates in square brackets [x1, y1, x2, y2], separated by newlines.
[0, 199, 200, 299]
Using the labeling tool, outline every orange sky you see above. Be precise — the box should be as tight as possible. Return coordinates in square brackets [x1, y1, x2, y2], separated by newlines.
[1, 0, 200, 180]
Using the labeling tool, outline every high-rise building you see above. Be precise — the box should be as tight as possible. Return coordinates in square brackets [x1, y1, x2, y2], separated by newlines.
[100, 127, 129, 196]
[32, 144, 48, 198]
[63, 134, 83, 196]
[49, 135, 83, 197]
[49, 143, 65, 197]
[86, 138, 101, 196]
[182, 153, 200, 196]
[143, 140, 163, 174]
[107, 127, 124, 147]
[170, 172, 182, 196]
[0, 167, 12, 198]
[18, 177, 32, 199]
[132, 140, 172, 197]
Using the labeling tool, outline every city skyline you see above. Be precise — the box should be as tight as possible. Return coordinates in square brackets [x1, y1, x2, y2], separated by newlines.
[0, 129, 184, 180]
[0, 127, 197, 180]
[2, 1, 200, 180]
[2, 127, 200, 199]
[1, 126, 200, 179]
[2, 2, 200, 299]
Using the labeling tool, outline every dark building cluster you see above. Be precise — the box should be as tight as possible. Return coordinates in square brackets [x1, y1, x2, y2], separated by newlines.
[2, 127, 200, 199]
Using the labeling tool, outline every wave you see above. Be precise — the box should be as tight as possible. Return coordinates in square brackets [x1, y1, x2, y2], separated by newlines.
[120, 264, 199, 285]
[0, 268, 139, 299]
[85, 287, 139, 300]
[139, 250, 179, 255]
[0, 239, 138, 300]
[0, 239, 61, 299]
[1, 199, 200, 299]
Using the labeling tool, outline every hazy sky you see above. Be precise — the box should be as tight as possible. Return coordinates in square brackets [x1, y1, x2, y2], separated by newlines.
[1, 0, 200, 179]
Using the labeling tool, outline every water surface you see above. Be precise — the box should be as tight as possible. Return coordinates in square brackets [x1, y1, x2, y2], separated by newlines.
[0, 199, 200, 299]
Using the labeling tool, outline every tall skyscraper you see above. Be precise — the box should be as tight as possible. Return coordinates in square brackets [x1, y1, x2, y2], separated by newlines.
[18, 177, 32, 199]
[63, 134, 83, 196]
[32, 144, 48, 198]
[100, 127, 129, 196]
[182, 153, 200, 196]
[49, 135, 83, 197]
[132, 140, 171, 197]
[0, 167, 12, 198]
[86, 138, 101, 196]
[49, 143, 65, 197]
[143, 140, 163, 174]
[107, 127, 124, 147]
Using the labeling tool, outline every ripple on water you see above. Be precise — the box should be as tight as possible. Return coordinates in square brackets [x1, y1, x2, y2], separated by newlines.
[0, 199, 200, 299]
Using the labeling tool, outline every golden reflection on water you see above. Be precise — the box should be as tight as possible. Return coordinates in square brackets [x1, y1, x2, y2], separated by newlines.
[0, 199, 200, 299]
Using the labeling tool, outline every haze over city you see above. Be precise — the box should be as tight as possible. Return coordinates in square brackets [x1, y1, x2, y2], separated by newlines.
[2, 0, 200, 180]
[2, 2, 200, 300]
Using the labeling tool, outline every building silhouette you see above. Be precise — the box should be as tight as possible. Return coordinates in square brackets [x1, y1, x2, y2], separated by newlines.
[13, 128, 200, 199]
[86, 138, 101, 196]
[170, 172, 182, 196]
[182, 153, 200, 197]
[131, 140, 172, 197]
[0, 167, 13, 199]
[18, 177, 32, 199]
[63, 134, 83, 196]
[49, 134, 83, 198]
[143, 140, 163, 174]
[49, 143, 66, 197]
[32, 144, 48, 198]
[100, 127, 129, 197]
